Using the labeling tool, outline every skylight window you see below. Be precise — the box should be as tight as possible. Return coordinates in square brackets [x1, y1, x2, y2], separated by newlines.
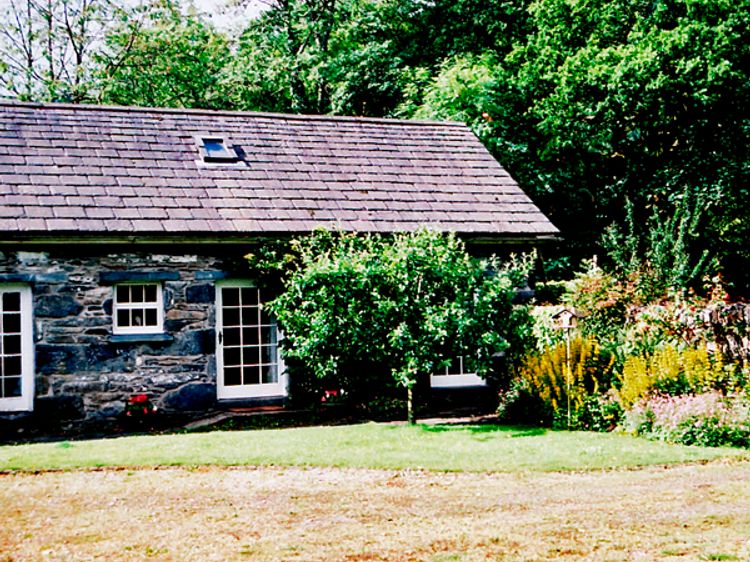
[195, 135, 238, 163]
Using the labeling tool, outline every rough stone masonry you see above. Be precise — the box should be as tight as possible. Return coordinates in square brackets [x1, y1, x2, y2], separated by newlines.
[0, 246, 251, 428]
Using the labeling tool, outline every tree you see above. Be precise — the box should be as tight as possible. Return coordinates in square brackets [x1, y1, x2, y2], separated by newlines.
[414, 0, 750, 289]
[97, 0, 231, 109]
[257, 230, 533, 424]
[230, 0, 340, 114]
[0, 0, 123, 102]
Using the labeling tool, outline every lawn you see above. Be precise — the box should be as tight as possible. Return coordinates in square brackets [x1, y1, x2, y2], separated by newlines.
[0, 422, 746, 472]
[2, 461, 750, 561]
[2, 424, 750, 561]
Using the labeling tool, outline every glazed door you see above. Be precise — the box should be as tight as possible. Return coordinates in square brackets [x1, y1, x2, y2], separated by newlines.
[216, 282, 286, 399]
[0, 285, 34, 412]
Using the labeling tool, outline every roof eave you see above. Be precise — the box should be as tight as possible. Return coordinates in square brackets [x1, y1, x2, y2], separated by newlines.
[0, 231, 561, 246]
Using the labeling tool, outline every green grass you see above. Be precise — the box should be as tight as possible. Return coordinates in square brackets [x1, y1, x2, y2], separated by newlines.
[0, 423, 746, 472]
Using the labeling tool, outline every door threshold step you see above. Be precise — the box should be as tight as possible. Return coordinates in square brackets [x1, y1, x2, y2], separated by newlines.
[183, 408, 306, 431]
[227, 405, 285, 413]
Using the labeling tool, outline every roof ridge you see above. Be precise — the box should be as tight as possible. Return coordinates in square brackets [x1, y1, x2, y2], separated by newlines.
[0, 99, 465, 128]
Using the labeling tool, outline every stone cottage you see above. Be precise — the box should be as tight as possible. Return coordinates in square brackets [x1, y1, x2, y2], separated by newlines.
[0, 101, 558, 430]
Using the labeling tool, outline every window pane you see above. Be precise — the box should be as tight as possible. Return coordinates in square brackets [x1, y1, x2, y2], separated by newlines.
[223, 328, 241, 347]
[3, 356, 21, 377]
[223, 308, 240, 327]
[132, 309, 144, 326]
[223, 347, 241, 367]
[242, 366, 259, 385]
[262, 363, 278, 384]
[204, 139, 229, 158]
[260, 307, 272, 325]
[3, 313, 21, 334]
[243, 347, 260, 366]
[241, 288, 258, 306]
[116, 285, 129, 304]
[3, 376, 21, 398]
[261, 345, 276, 365]
[144, 285, 157, 302]
[241, 307, 258, 326]
[260, 326, 276, 345]
[145, 309, 157, 326]
[222, 288, 239, 306]
[224, 367, 241, 386]
[117, 309, 130, 327]
[2, 292, 20, 312]
[242, 327, 259, 346]
[131, 285, 144, 303]
[3, 335, 21, 355]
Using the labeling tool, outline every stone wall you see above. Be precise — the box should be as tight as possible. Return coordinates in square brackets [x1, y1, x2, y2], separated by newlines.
[0, 245, 251, 430]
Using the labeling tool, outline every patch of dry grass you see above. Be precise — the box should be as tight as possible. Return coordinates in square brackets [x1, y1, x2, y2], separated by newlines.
[2, 461, 750, 561]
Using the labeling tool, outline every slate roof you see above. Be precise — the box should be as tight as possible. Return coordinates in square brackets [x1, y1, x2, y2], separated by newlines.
[0, 101, 558, 240]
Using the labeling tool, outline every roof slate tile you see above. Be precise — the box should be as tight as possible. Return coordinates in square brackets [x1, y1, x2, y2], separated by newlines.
[0, 101, 558, 239]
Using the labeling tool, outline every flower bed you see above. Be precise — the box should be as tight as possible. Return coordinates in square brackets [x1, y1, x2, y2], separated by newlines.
[622, 391, 750, 448]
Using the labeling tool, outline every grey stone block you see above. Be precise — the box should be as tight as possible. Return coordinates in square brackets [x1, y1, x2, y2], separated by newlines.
[186, 283, 215, 303]
[35, 294, 83, 318]
[96, 400, 126, 419]
[159, 382, 216, 412]
[35, 395, 85, 421]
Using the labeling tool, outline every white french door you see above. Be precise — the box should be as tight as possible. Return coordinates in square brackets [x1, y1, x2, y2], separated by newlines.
[0, 285, 34, 411]
[216, 282, 286, 399]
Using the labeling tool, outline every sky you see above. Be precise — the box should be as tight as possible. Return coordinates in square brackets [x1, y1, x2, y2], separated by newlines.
[191, 0, 269, 30]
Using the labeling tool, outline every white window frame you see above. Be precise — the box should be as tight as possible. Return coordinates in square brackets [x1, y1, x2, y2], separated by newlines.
[0, 284, 34, 412]
[430, 356, 487, 388]
[216, 280, 287, 400]
[112, 282, 164, 335]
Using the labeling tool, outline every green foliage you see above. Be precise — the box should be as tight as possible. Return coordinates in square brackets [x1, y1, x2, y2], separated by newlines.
[262, 229, 534, 420]
[556, 393, 623, 432]
[564, 261, 637, 342]
[518, 336, 616, 428]
[529, 306, 566, 352]
[602, 190, 717, 299]
[97, 0, 231, 109]
[3, 0, 749, 290]
[415, 0, 750, 289]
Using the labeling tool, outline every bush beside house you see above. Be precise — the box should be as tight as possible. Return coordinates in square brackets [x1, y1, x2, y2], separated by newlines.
[250, 229, 535, 424]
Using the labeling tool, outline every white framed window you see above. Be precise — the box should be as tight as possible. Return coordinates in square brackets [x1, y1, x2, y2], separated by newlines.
[112, 283, 164, 335]
[0, 285, 34, 412]
[430, 356, 487, 388]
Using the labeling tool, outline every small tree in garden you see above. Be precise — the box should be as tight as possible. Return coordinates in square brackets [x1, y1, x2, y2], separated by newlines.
[253, 229, 533, 424]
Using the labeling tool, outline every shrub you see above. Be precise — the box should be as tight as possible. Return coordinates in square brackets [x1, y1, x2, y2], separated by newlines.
[556, 392, 623, 432]
[618, 345, 744, 408]
[518, 336, 616, 428]
[259, 229, 534, 423]
[564, 261, 635, 342]
[621, 392, 750, 448]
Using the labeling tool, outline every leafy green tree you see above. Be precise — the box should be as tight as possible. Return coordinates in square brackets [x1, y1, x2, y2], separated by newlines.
[258, 230, 533, 423]
[229, 0, 341, 114]
[414, 0, 750, 289]
[97, 0, 231, 109]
